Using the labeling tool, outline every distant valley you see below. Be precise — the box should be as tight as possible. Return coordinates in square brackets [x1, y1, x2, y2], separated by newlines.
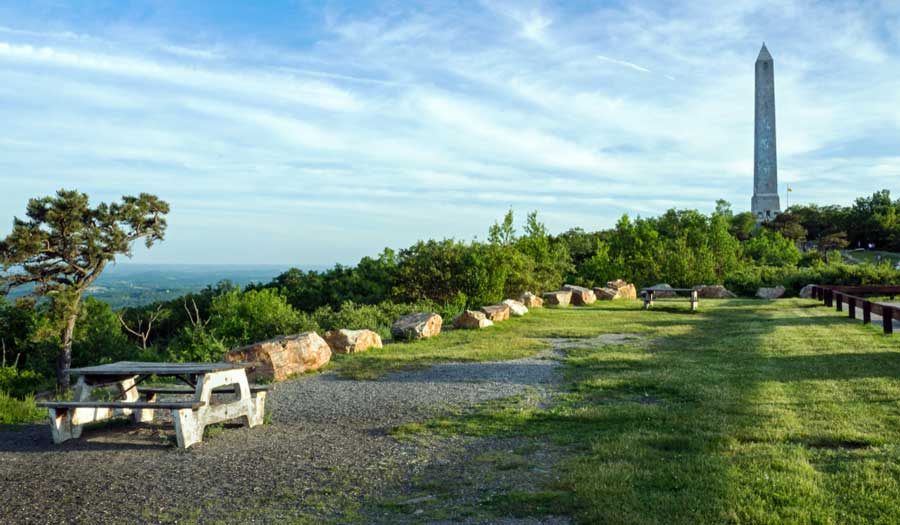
[7, 263, 329, 309]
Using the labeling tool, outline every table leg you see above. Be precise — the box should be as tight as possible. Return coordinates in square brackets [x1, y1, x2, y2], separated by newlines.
[47, 376, 91, 444]
[173, 369, 264, 449]
[119, 377, 154, 423]
[691, 291, 699, 312]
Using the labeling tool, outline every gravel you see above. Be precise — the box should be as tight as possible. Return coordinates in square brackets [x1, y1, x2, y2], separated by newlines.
[0, 350, 563, 524]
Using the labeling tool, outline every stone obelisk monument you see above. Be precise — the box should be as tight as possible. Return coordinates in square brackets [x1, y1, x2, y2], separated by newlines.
[752, 43, 780, 221]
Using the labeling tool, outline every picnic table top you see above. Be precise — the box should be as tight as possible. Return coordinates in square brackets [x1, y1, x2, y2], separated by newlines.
[640, 287, 696, 293]
[67, 361, 255, 376]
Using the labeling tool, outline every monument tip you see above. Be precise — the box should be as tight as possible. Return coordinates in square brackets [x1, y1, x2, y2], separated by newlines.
[757, 42, 772, 62]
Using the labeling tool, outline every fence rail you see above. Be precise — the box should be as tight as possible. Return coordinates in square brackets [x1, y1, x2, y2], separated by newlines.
[810, 285, 900, 335]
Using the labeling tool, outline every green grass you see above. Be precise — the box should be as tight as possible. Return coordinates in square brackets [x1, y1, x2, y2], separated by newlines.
[0, 390, 46, 425]
[379, 299, 900, 524]
[844, 249, 900, 266]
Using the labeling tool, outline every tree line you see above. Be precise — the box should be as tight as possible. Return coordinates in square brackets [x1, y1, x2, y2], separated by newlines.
[3, 189, 900, 396]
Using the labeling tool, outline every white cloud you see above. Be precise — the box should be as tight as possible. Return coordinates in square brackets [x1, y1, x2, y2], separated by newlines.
[1, 0, 899, 264]
[597, 54, 652, 73]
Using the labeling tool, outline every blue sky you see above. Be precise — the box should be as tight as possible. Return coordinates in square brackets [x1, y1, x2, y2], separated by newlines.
[1, 1, 899, 265]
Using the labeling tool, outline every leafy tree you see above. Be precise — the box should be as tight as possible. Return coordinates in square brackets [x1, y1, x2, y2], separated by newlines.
[488, 209, 516, 246]
[0, 190, 169, 388]
[72, 298, 133, 366]
[208, 288, 311, 349]
[767, 211, 808, 242]
[744, 230, 802, 267]
[729, 212, 757, 241]
[818, 231, 849, 256]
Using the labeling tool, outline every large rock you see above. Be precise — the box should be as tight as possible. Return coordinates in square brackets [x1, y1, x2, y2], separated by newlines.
[453, 310, 494, 329]
[595, 280, 638, 300]
[647, 283, 676, 298]
[594, 287, 618, 300]
[756, 286, 786, 299]
[502, 299, 528, 317]
[224, 332, 331, 382]
[543, 290, 572, 306]
[519, 292, 543, 308]
[606, 280, 638, 300]
[563, 284, 596, 305]
[693, 285, 737, 299]
[391, 313, 443, 341]
[325, 329, 383, 354]
[481, 304, 511, 322]
[798, 284, 815, 299]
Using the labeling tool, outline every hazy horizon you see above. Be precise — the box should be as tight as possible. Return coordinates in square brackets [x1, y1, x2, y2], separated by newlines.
[3, 1, 900, 264]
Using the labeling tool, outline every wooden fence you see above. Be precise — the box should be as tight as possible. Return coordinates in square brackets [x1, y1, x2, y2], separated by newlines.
[810, 285, 900, 335]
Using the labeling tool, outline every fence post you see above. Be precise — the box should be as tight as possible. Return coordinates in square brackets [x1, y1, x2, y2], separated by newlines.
[883, 306, 894, 335]
[825, 289, 833, 307]
[848, 297, 856, 319]
[835, 293, 843, 312]
[863, 301, 872, 324]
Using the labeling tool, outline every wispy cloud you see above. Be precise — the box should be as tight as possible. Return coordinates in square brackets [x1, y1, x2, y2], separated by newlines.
[597, 54, 652, 73]
[0, 0, 899, 264]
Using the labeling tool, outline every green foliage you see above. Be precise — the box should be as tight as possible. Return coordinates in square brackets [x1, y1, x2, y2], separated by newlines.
[208, 288, 315, 349]
[0, 390, 45, 424]
[0, 366, 45, 398]
[744, 230, 802, 266]
[166, 325, 227, 363]
[0, 189, 169, 387]
[72, 298, 133, 366]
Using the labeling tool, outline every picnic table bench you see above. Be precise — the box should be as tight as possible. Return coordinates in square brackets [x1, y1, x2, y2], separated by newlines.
[37, 361, 269, 449]
[640, 287, 699, 311]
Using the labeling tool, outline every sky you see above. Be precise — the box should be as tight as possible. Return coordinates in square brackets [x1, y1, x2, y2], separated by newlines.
[1, 0, 900, 265]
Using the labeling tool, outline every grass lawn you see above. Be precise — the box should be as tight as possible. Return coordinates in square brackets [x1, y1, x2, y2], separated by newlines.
[844, 249, 900, 266]
[344, 299, 900, 524]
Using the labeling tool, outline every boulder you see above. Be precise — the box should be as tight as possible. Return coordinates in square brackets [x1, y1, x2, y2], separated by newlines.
[606, 280, 638, 300]
[502, 299, 528, 317]
[563, 284, 597, 305]
[481, 303, 511, 322]
[595, 280, 638, 300]
[798, 284, 815, 299]
[756, 286, 786, 299]
[325, 329, 383, 354]
[693, 285, 737, 299]
[647, 283, 676, 298]
[594, 287, 618, 300]
[453, 310, 494, 329]
[224, 332, 331, 382]
[542, 290, 572, 306]
[519, 292, 543, 308]
[391, 313, 443, 341]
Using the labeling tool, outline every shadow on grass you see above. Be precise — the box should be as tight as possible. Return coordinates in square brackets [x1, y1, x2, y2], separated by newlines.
[379, 299, 900, 523]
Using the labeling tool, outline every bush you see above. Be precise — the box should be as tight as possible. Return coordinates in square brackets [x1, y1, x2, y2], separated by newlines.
[166, 325, 229, 362]
[0, 366, 46, 398]
[208, 288, 316, 348]
[0, 390, 45, 424]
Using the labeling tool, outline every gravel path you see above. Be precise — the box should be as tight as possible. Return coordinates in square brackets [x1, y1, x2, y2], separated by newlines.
[0, 350, 563, 524]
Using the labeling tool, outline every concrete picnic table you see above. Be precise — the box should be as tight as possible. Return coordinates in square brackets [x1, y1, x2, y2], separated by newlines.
[37, 361, 268, 449]
[640, 287, 699, 311]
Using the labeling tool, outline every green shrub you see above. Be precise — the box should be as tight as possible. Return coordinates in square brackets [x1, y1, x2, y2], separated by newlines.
[0, 366, 45, 398]
[208, 288, 316, 348]
[0, 390, 46, 424]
